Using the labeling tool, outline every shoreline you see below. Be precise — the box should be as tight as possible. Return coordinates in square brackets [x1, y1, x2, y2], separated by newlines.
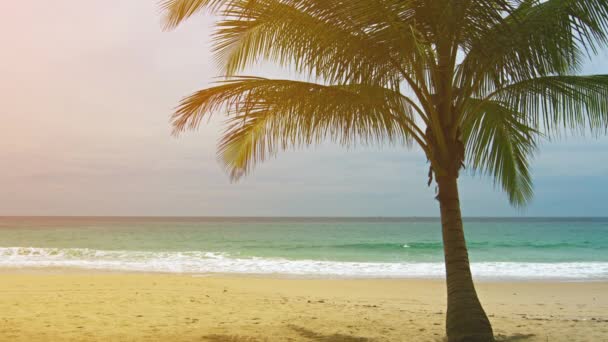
[0, 272, 606, 341]
[0, 266, 607, 283]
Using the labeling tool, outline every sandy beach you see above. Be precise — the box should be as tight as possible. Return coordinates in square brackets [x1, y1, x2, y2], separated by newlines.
[0, 272, 605, 341]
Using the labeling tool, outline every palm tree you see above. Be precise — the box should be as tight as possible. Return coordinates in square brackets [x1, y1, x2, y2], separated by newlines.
[161, 0, 608, 340]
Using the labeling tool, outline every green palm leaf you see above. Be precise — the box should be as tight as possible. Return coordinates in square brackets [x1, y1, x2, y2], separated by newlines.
[171, 77, 425, 179]
[213, 0, 423, 85]
[162, 0, 220, 29]
[459, 0, 608, 98]
[489, 75, 608, 136]
[462, 99, 539, 206]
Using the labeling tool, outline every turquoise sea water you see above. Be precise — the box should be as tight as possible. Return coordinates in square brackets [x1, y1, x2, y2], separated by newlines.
[0, 217, 607, 280]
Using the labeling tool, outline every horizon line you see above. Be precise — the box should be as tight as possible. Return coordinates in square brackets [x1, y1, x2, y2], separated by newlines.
[1, 215, 607, 219]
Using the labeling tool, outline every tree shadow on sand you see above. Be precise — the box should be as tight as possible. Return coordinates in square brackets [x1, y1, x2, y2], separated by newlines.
[289, 325, 374, 341]
[495, 333, 536, 341]
[202, 325, 374, 342]
[438, 333, 536, 342]
[204, 329, 535, 342]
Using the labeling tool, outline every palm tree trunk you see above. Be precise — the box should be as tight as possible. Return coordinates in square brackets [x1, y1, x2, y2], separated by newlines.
[437, 175, 494, 342]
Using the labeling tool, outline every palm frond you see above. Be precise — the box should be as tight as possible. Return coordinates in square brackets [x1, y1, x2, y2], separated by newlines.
[458, 0, 518, 44]
[212, 0, 432, 86]
[459, 0, 608, 98]
[411, 0, 515, 45]
[462, 99, 539, 206]
[161, 0, 227, 29]
[488, 75, 608, 136]
[172, 77, 425, 179]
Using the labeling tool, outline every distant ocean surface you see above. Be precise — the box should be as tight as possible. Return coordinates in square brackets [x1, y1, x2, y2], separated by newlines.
[1, 217, 607, 280]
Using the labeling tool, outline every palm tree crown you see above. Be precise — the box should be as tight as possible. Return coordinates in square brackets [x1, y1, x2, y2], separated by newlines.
[163, 0, 608, 206]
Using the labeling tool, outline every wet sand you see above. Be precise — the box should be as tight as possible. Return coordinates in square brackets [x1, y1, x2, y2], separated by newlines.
[0, 272, 606, 341]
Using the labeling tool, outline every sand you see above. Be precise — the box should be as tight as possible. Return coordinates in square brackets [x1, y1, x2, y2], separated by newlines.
[0, 272, 606, 341]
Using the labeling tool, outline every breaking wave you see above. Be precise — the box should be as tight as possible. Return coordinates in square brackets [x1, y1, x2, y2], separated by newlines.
[1, 247, 607, 280]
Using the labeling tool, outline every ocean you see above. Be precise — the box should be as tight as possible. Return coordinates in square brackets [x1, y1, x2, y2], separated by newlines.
[0, 217, 606, 280]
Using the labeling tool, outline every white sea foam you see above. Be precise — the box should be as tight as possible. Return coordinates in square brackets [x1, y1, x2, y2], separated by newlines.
[1, 247, 607, 280]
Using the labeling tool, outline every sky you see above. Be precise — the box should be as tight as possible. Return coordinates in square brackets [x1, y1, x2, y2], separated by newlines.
[1, 0, 607, 217]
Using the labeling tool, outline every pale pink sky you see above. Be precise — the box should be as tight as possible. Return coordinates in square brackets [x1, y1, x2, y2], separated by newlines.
[1, 1, 607, 216]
